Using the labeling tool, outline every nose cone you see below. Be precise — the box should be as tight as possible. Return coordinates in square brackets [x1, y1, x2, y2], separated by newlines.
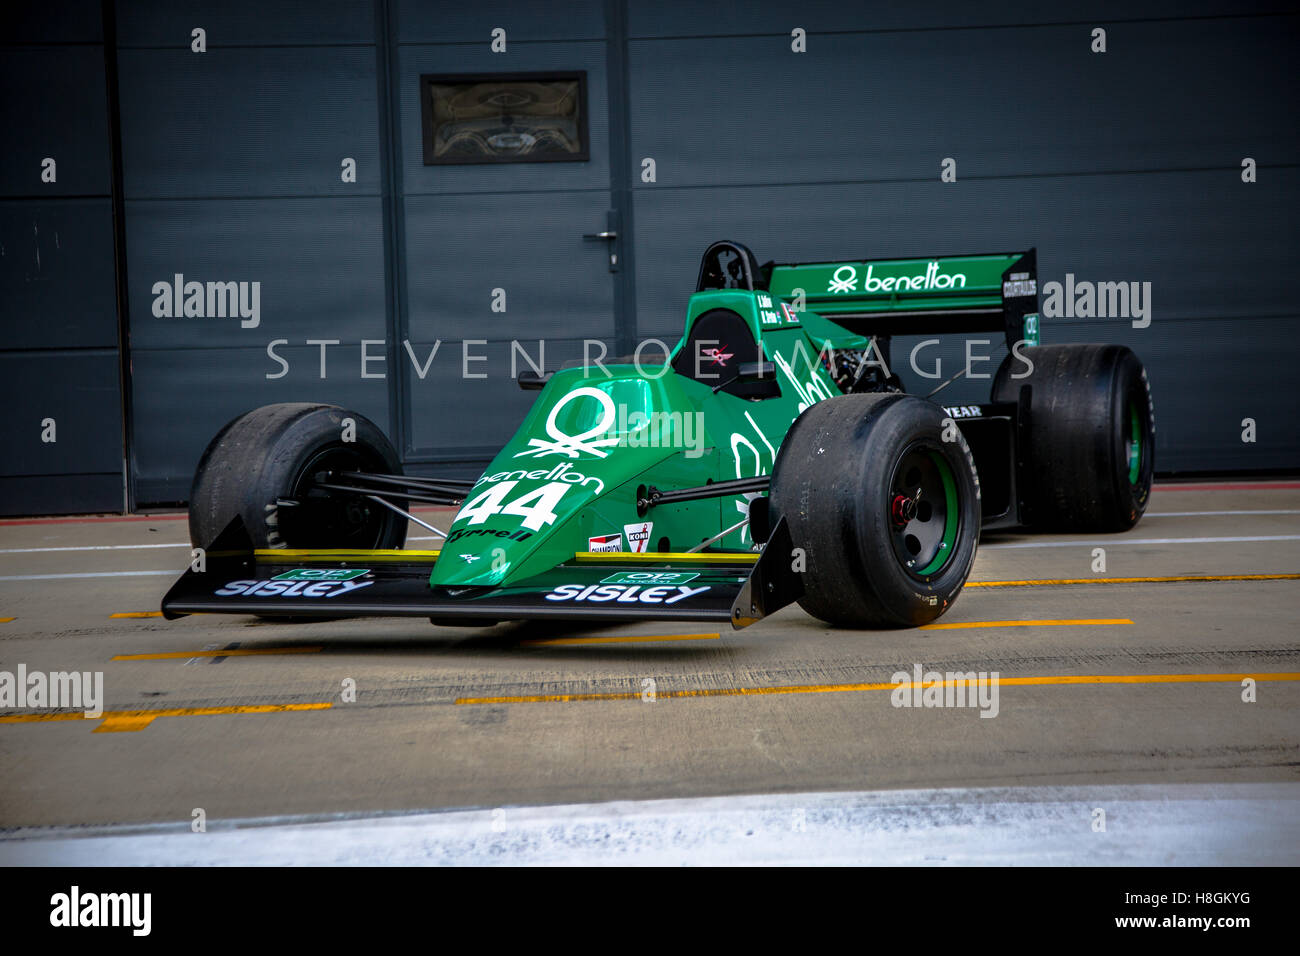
[431, 453, 660, 588]
[430, 462, 598, 587]
[429, 372, 696, 588]
[432, 529, 534, 588]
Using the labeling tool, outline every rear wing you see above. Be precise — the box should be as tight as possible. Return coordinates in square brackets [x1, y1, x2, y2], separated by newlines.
[764, 249, 1039, 351]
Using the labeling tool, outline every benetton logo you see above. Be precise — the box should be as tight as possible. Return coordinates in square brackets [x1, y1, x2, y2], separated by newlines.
[828, 262, 967, 294]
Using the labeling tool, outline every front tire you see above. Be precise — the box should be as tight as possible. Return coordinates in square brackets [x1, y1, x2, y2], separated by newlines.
[769, 394, 981, 628]
[189, 403, 407, 551]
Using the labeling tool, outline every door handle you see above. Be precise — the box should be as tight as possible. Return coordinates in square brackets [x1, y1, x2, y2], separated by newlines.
[585, 211, 621, 272]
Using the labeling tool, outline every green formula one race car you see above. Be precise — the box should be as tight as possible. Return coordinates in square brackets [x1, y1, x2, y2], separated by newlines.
[162, 241, 1155, 629]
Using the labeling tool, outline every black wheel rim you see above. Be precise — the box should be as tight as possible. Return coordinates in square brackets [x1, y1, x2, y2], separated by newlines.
[277, 444, 400, 549]
[886, 441, 960, 581]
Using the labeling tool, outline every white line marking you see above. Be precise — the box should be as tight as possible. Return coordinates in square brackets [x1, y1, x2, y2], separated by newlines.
[0, 526, 1287, 559]
[1, 784, 1294, 866]
[0, 515, 1287, 554]
[1146, 510, 1300, 517]
[0, 570, 177, 582]
[187, 642, 222, 666]
[0, 536, 448, 554]
[982, 534, 1300, 550]
[0, 543, 188, 555]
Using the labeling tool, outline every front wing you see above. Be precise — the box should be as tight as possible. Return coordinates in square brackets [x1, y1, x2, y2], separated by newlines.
[161, 518, 802, 629]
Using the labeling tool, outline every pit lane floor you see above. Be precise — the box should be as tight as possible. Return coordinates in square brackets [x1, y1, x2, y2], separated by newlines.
[1, 481, 1297, 864]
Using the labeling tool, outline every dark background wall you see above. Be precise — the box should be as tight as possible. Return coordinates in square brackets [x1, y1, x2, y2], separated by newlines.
[1, 1, 1297, 515]
[0, 0, 125, 515]
[114, 0, 390, 505]
[627, 1, 1300, 473]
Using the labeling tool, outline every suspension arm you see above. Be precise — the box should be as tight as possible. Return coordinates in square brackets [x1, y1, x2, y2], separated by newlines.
[309, 481, 465, 507]
[337, 472, 475, 495]
[637, 475, 770, 513]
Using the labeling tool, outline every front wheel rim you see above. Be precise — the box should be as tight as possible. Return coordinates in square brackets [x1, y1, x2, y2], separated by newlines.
[886, 443, 960, 580]
[279, 444, 397, 549]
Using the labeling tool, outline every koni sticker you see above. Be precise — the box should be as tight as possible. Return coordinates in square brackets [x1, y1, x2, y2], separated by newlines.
[623, 521, 653, 553]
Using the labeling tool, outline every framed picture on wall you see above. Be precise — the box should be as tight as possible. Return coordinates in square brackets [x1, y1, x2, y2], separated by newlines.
[420, 71, 589, 165]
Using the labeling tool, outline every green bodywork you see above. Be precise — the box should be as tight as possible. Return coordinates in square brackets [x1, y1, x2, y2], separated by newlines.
[430, 251, 1036, 589]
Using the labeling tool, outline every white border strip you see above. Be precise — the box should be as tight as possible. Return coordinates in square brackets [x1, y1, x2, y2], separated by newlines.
[1, 784, 1295, 866]
[982, 534, 1300, 550]
[1147, 510, 1300, 517]
[0, 544, 188, 555]
[0, 570, 177, 582]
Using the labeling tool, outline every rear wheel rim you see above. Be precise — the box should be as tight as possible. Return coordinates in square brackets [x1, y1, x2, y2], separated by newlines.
[887, 443, 960, 580]
[278, 444, 398, 549]
[1126, 403, 1143, 485]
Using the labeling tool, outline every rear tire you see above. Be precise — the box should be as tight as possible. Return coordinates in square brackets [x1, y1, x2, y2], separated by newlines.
[189, 403, 407, 551]
[769, 394, 981, 628]
[992, 344, 1154, 532]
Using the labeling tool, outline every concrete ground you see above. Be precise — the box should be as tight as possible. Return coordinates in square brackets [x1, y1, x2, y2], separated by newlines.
[1, 480, 1297, 864]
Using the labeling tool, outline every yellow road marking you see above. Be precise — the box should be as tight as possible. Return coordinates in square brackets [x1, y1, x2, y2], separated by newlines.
[0, 617, 13, 623]
[455, 672, 1300, 705]
[110, 611, 163, 618]
[112, 646, 323, 661]
[918, 618, 1132, 630]
[253, 548, 441, 561]
[967, 573, 1300, 588]
[574, 551, 757, 564]
[0, 702, 332, 732]
[521, 633, 721, 647]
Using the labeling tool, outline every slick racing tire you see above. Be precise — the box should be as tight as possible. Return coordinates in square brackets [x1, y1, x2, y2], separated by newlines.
[189, 403, 407, 551]
[992, 344, 1154, 532]
[769, 393, 981, 628]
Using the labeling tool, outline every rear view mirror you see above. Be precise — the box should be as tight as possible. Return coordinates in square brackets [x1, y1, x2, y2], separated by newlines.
[516, 370, 552, 390]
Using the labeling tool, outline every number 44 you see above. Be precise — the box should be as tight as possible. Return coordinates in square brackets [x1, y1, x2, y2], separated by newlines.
[457, 480, 570, 532]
